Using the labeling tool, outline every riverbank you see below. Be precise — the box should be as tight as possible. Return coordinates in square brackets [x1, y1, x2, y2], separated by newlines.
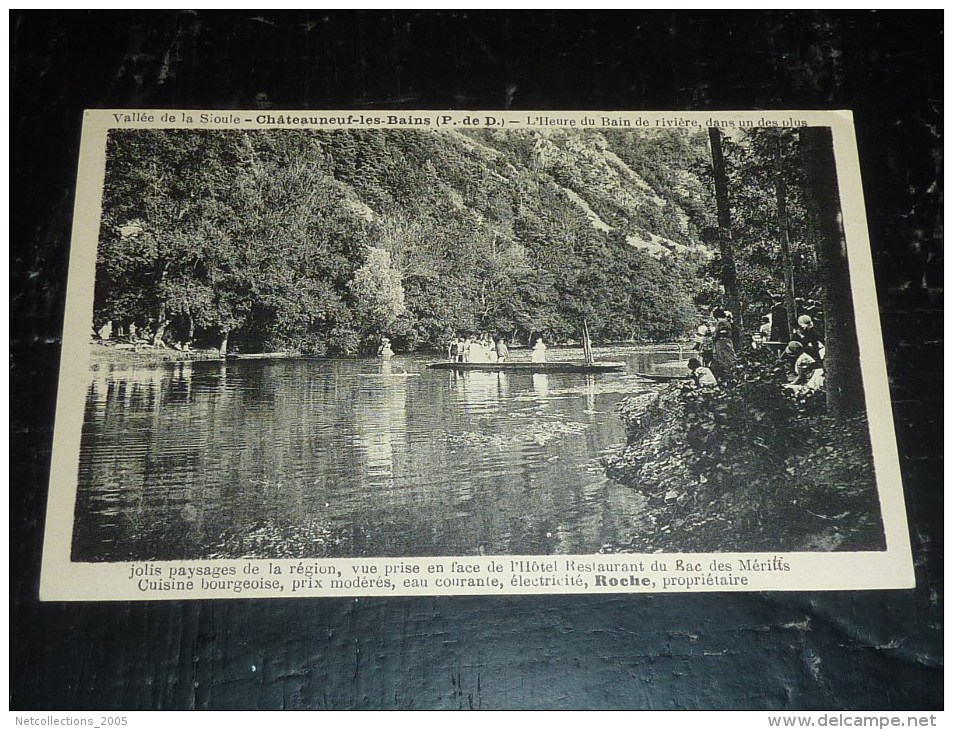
[86, 340, 689, 366]
[604, 376, 886, 553]
[88, 342, 226, 365]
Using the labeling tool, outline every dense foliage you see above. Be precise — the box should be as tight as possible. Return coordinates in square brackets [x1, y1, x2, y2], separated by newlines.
[605, 348, 884, 552]
[94, 128, 716, 354]
[700, 128, 823, 320]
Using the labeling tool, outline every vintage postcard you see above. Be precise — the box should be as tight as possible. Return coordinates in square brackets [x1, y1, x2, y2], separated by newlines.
[40, 110, 913, 600]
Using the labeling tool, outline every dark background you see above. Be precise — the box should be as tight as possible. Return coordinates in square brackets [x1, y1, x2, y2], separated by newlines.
[11, 11, 942, 710]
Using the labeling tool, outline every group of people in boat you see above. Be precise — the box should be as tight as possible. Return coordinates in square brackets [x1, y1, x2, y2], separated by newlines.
[447, 334, 512, 364]
[381, 331, 550, 365]
[687, 299, 826, 394]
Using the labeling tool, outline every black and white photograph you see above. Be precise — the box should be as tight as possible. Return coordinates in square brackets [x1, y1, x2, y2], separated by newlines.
[42, 110, 911, 599]
[13, 11, 940, 713]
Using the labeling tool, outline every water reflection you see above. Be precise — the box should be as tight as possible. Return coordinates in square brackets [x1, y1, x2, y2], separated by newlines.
[352, 362, 408, 487]
[532, 373, 549, 401]
[453, 370, 503, 415]
[72, 347, 674, 561]
[583, 375, 597, 417]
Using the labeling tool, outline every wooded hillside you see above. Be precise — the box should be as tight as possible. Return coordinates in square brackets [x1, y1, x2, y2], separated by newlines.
[94, 127, 718, 354]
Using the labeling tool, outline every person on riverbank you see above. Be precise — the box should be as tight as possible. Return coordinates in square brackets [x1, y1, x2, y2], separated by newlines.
[778, 340, 802, 379]
[709, 308, 737, 381]
[769, 296, 791, 344]
[692, 325, 713, 366]
[794, 315, 823, 361]
[531, 336, 548, 363]
[476, 333, 495, 363]
[780, 340, 824, 393]
[778, 340, 804, 372]
[687, 357, 718, 388]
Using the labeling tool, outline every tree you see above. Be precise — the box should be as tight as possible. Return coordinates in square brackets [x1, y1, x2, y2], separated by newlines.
[800, 127, 865, 418]
[96, 130, 245, 346]
[96, 129, 376, 354]
[773, 133, 799, 335]
[707, 128, 820, 330]
[707, 128, 743, 346]
[347, 246, 407, 345]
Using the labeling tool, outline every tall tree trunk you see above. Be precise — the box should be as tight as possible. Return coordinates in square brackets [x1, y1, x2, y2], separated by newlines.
[151, 260, 171, 347]
[774, 134, 798, 335]
[708, 128, 743, 348]
[800, 127, 865, 419]
[152, 303, 169, 347]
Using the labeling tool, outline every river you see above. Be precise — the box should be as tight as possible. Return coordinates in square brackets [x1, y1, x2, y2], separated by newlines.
[71, 346, 682, 561]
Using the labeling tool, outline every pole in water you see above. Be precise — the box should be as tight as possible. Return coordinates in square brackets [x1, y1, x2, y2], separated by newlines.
[582, 319, 594, 364]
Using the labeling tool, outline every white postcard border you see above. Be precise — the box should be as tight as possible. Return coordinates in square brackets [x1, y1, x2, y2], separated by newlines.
[40, 109, 914, 601]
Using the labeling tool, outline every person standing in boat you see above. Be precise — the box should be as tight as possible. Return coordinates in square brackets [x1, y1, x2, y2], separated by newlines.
[486, 335, 499, 364]
[448, 336, 459, 362]
[495, 336, 509, 363]
[477, 333, 492, 363]
[531, 336, 548, 363]
[469, 336, 485, 363]
[378, 336, 394, 360]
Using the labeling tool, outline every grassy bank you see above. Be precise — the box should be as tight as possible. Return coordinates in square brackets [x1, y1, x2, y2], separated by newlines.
[604, 373, 886, 553]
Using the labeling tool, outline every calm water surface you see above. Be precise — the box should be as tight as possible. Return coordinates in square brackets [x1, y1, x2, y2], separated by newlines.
[72, 346, 679, 561]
